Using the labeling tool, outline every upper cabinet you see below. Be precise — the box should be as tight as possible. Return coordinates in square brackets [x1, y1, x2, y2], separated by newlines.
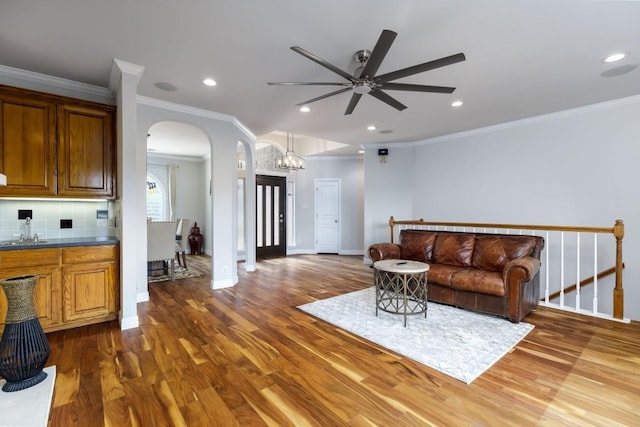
[57, 103, 114, 197]
[0, 85, 116, 199]
[0, 90, 57, 196]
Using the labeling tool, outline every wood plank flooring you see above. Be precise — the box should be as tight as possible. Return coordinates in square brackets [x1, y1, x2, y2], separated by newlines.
[44, 254, 640, 426]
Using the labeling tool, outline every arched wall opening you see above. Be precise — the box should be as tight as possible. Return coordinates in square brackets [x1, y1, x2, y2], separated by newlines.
[136, 99, 256, 300]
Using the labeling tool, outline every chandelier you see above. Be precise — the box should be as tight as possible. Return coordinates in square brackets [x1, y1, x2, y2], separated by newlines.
[276, 132, 305, 171]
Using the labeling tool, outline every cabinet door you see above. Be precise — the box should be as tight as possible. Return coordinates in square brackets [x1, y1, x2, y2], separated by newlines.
[0, 92, 57, 196]
[57, 103, 115, 198]
[62, 262, 117, 322]
[0, 267, 62, 331]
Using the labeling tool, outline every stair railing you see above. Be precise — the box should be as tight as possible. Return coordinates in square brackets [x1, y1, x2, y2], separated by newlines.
[386, 217, 627, 323]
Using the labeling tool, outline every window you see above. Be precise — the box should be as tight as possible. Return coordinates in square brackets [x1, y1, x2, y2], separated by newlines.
[146, 173, 167, 220]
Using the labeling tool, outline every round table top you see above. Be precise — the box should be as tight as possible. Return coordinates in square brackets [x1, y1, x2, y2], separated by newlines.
[374, 259, 430, 274]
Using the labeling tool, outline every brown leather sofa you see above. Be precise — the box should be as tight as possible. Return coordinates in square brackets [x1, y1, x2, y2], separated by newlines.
[368, 229, 544, 323]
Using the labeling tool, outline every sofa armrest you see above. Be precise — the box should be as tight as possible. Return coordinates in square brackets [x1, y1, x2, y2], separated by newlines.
[368, 243, 401, 262]
[502, 256, 541, 285]
[503, 256, 542, 322]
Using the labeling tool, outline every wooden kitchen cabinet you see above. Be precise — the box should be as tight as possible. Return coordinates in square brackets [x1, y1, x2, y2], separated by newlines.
[0, 244, 119, 333]
[0, 85, 116, 198]
[0, 248, 62, 331]
[0, 89, 57, 196]
[62, 245, 118, 323]
[57, 103, 115, 198]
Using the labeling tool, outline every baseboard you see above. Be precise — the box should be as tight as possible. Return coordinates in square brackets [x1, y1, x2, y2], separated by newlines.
[287, 248, 318, 255]
[211, 278, 235, 289]
[137, 291, 150, 303]
[119, 314, 139, 330]
[287, 248, 364, 256]
[338, 249, 364, 256]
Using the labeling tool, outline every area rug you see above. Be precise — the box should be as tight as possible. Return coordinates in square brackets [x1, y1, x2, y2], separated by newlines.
[297, 287, 534, 384]
[148, 266, 202, 283]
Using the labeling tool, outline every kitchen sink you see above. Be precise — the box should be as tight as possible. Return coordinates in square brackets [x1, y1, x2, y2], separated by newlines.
[1, 240, 48, 246]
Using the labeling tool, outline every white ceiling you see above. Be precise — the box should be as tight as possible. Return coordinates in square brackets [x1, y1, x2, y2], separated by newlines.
[1, 1, 639, 158]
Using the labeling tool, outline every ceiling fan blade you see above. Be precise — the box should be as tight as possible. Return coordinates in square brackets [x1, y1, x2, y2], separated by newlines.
[379, 82, 456, 93]
[295, 87, 352, 107]
[344, 93, 363, 115]
[268, 82, 352, 86]
[291, 46, 355, 82]
[375, 53, 466, 83]
[360, 29, 397, 78]
[369, 88, 407, 111]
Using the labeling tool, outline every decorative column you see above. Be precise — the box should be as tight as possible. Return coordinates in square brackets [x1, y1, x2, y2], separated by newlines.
[0, 275, 50, 392]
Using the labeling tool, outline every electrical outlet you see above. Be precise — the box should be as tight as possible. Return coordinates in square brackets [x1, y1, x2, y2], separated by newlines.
[60, 219, 73, 229]
[18, 209, 33, 220]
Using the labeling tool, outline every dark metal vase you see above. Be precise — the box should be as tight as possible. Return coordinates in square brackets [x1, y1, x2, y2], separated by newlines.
[0, 275, 51, 392]
[188, 222, 204, 255]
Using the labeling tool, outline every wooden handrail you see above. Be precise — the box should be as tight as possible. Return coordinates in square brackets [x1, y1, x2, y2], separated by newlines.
[544, 264, 624, 301]
[389, 216, 615, 243]
[387, 216, 625, 320]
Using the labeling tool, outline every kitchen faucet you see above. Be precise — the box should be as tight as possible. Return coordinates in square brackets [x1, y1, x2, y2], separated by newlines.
[25, 217, 32, 241]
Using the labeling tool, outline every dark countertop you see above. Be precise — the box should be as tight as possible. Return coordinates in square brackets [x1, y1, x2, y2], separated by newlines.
[0, 236, 119, 251]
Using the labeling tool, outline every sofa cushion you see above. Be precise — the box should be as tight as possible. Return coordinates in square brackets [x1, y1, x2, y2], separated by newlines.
[472, 235, 536, 272]
[451, 269, 505, 297]
[427, 264, 465, 287]
[399, 230, 437, 262]
[432, 233, 475, 267]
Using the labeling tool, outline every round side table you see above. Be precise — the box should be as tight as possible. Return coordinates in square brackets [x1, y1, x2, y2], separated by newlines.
[373, 259, 429, 327]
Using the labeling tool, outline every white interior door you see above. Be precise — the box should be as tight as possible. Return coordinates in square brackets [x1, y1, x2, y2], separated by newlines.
[315, 179, 340, 253]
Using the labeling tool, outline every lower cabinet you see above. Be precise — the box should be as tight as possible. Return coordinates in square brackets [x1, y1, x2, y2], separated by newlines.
[0, 244, 119, 333]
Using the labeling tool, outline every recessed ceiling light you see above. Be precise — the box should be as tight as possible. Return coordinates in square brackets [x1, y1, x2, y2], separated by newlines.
[451, 100, 463, 107]
[358, 150, 365, 154]
[203, 78, 217, 87]
[604, 53, 626, 63]
[154, 82, 177, 91]
[299, 106, 311, 113]
[367, 125, 377, 131]
[601, 64, 638, 78]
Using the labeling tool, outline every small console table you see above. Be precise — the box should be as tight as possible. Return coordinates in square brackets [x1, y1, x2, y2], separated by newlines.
[373, 259, 429, 327]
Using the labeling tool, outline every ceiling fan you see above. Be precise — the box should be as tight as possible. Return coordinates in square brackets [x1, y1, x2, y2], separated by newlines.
[268, 29, 466, 115]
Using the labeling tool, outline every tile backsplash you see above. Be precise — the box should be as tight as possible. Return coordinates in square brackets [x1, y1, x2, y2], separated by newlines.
[0, 199, 118, 241]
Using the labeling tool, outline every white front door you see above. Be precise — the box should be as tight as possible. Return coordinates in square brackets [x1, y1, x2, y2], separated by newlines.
[315, 179, 340, 253]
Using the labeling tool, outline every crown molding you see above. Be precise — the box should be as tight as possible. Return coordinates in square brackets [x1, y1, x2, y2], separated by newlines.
[0, 64, 114, 104]
[305, 155, 363, 161]
[147, 152, 206, 162]
[360, 94, 640, 151]
[137, 95, 256, 141]
[414, 94, 640, 147]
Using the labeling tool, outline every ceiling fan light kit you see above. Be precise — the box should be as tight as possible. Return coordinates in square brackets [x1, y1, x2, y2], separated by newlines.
[268, 29, 466, 115]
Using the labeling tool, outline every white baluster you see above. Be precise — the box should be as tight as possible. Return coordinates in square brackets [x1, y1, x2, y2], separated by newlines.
[593, 234, 598, 314]
[545, 231, 550, 303]
[560, 232, 565, 307]
[576, 233, 581, 312]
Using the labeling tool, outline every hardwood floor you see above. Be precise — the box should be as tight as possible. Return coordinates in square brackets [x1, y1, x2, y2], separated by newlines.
[44, 254, 640, 426]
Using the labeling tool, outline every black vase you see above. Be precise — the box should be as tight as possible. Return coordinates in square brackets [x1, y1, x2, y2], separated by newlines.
[0, 275, 51, 392]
